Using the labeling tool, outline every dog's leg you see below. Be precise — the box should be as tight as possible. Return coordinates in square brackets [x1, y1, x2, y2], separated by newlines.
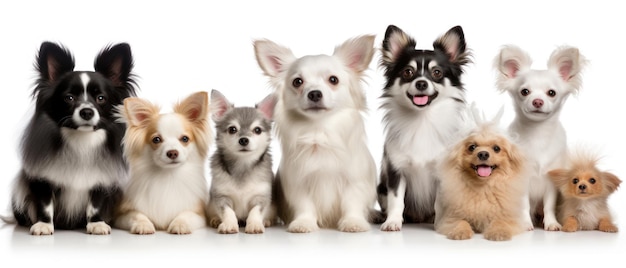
[338, 188, 371, 233]
[561, 215, 578, 232]
[542, 182, 562, 231]
[213, 196, 239, 234]
[27, 178, 55, 235]
[115, 211, 156, 235]
[484, 219, 515, 241]
[86, 185, 121, 235]
[380, 176, 406, 232]
[520, 192, 534, 231]
[441, 218, 474, 240]
[245, 195, 271, 234]
[598, 217, 618, 233]
[288, 197, 319, 233]
[168, 211, 206, 235]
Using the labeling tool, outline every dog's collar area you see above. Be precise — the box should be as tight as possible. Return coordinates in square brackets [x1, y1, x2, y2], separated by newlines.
[406, 91, 438, 107]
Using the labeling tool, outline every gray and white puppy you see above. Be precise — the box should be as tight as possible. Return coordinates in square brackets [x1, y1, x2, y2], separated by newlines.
[207, 89, 277, 234]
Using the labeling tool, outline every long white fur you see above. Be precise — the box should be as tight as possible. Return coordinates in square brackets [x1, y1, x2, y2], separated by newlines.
[254, 35, 377, 232]
[494, 45, 587, 231]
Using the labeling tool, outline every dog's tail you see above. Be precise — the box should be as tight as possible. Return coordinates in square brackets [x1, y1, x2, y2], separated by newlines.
[368, 208, 386, 224]
[0, 214, 16, 224]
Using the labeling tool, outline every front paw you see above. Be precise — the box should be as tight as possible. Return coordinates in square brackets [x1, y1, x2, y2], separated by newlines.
[30, 222, 54, 235]
[380, 218, 402, 232]
[167, 220, 192, 235]
[87, 221, 111, 235]
[484, 229, 512, 241]
[448, 229, 473, 240]
[130, 220, 156, 235]
[598, 222, 618, 233]
[218, 220, 239, 234]
[287, 218, 319, 233]
[245, 220, 265, 234]
[544, 221, 562, 231]
[338, 216, 370, 232]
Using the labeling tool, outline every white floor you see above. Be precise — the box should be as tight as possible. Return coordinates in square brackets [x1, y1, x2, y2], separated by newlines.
[2, 222, 623, 267]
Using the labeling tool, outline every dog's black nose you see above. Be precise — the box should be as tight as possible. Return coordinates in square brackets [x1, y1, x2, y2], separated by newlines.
[478, 151, 490, 161]
[579, 184, 587, 190]
[239, 137, 249, 146]
[166, 150, 178, 160]
[308, 90, 323, 102]
[79, 108, 94, 120]
[416, 80, 428, 91]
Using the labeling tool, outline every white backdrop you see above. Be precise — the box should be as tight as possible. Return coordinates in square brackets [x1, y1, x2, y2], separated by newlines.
[1, 0, 624, 266]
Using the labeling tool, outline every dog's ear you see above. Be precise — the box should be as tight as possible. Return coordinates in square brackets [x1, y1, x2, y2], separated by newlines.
[334, 35, 376, 74]
[601, 171, 622, 193]
[176, 91, 209, 124]
[94, 43, 137, 96]
[256, 93, 278, 120]
[547, 169, 571, 187]
[210, 89, 234, 122]
[547, 46, 587, 94]
[122, 97, 160, 127]
[494, 45, 532, 92]
[433, 26, 470, 66]
[253, 39, 296, 78]
[381, 25, 415, 67]
[36, 42, 75, 85]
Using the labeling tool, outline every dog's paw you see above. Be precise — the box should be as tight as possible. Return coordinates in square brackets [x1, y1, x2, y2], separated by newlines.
[30, 222, 54, 236]
[544, 221, 562, 231]
[167, 221, 192, 235]
[338, 217, 370, 233]
[244, 220, 265, 234]
[218, 221, 239, 234]
[208, 217, 221, 228]
[484, 229, 512, 241]
[287, 218, 319, 233]
[599, 224, 619, 233]
[522, 218, 534, 231]
[86, 221, 111, 235]
[380, 219, 402, 232]
[130, 220, 156, 235]
[447, 229, 473, 240]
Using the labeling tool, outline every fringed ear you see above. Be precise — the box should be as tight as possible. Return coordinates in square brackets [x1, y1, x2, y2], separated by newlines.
[380, 25, 416, 67]
[547, 169, 571, 187]
[210, 89, 234, 122]
[94, 43, 137, 96]
[122, 97, 160, 127]
[547, 46, 587, 95]
[333, 35, 376, 74]
[255, 93, 278, 121]
[35, 42, 75, 91]
[494, 45, 532, 92]
[433, 25, 470, 66]
[253, 39, 297, 80]
[175, 91, 209, 124]
[601, 172, 622, 193]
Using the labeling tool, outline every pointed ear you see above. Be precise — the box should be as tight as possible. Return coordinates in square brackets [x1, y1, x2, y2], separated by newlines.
[601, 172, 622, 193]
[547, 46, 587, 93]
[381, 25, 415, 66]
[494, 45, 532, 92]
[255, 93, 277, 120]
[94, 43, 137, 95]
[433, 25, 469, 65]
[547, 169, 571, 187]
[210, 89, 234, 121]
[36, 42, 75, 83]
[333, 35, 376, 74]
[122, 97, 160, 127]
[253, 39, 297, 78]
[175, 91, 209, 123]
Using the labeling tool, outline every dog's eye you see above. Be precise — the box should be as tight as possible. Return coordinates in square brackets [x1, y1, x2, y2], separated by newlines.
[402, 68, 414, 80]
[589, 178, 596, 184]
[228, 126, 238, 134]
[292, 78, 303, 88]
[152, 136, 162, 144]
[572, 178, 579, 184]
[431, 67, 443, 80]
[328, 76, 339, 85]
[253, 127, 262, 135]
[180, 136, 189, 143]
[468, 144, 477, 152]
[64, 95, 75, 103]
[520, 89, 530, 96]
[547, 89, 556, 97]
[96, 95, 106, 104]
[493, 145, 501, 153]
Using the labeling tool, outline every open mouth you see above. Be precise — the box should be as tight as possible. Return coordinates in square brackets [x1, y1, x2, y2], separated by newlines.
[471, 164, 497, 178]
[407, 91, 438, 107]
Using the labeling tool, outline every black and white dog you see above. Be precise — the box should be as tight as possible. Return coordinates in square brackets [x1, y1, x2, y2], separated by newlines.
[376, 25, 472, 231]
[3, 42, 137, 235]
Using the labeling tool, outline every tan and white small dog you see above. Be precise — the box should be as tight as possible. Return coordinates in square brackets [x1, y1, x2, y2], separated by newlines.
[114, 91, 211, 234]
[254, 35, 378, 232]
[548, 149, 621, 232]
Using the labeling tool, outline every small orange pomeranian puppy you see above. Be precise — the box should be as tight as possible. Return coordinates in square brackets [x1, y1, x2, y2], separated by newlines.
[548, 149, 621, 232]
[435, 110, 526, 241]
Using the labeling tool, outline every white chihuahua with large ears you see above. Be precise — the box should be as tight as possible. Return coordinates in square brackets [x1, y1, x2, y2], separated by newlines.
[494, 45, 587, 231]
[254, 35, 378, 233]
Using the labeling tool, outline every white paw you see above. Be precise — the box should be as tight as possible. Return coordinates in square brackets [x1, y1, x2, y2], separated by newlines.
[522, 218, 534, 231]
[87, 221, 111, 235]
[244, 220, 265, 234]
[544, 221, 562, 231]
[287, 218, 319, 233]
[30, 222, 54, 235]
[167, 221, 192, 235]
[380, 219, 402, 232]
[338, 217, 370, 232]
[130, 220, 156, 235]
[217, 221, 239, 234]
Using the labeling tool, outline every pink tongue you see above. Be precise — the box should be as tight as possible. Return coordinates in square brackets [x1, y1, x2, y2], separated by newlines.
[477, 166, 492, 177]
[413, 95, 429, 105]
